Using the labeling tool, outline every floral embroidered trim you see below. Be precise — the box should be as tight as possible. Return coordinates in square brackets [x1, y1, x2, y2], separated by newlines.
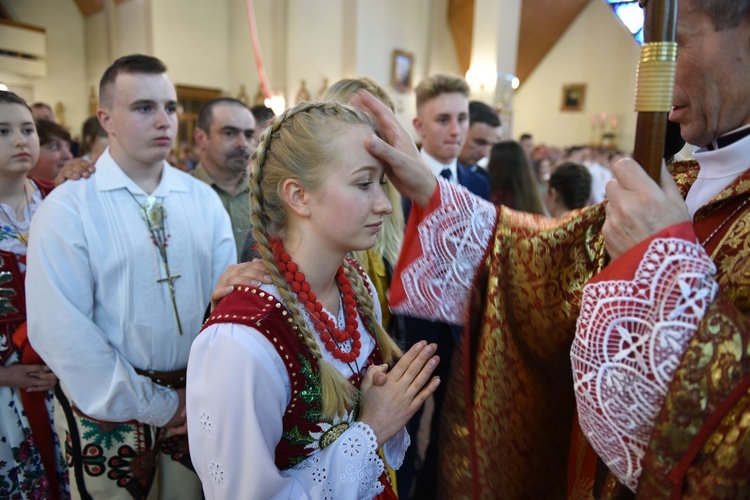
[199, 411, 213, 437]
[306, 409, 355, 452]
[322, 423, 350, 450]
[346, 422, 383, 498]
[301, 455, 334, 498]
[393, 178, 496, 324]
[571, 238, 718, 491]
[208, 459, 225, 485]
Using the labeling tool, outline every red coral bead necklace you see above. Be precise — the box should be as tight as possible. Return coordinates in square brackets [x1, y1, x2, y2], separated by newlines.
[271, 240, 362, 372]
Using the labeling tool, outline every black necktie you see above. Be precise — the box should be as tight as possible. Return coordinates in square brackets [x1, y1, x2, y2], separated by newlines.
[440, 168, 452, 181]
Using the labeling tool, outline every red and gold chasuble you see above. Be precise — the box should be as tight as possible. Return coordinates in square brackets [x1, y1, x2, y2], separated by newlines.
[570, 160, 750, 498]
[392, 162, 750, 498]
[437, 197, 608, 498]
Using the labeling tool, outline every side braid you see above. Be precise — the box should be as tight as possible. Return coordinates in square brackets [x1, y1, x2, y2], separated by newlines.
[249, 101, 380, 418]
[342, 260, 402, 364]
[570, 166, 593, 209]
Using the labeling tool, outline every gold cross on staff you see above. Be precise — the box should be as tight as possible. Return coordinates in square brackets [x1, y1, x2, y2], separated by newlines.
[157, 266, 183, 335]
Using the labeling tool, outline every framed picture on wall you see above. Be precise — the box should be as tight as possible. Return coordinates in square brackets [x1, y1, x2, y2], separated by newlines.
[561, 83, 586, 112]
[391, 49, 414, 93]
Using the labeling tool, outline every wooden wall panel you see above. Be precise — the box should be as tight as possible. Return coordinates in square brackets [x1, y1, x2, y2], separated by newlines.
[448, 0, 474, 76]
[516, 0, 590, 86]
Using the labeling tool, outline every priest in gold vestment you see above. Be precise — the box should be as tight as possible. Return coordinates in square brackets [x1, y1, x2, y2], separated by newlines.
[350, 1, 750, 497]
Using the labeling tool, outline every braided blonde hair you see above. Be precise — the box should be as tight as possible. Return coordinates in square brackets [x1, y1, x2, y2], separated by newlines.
[249, 101, 402, 419]
[323, 78, 405, 268]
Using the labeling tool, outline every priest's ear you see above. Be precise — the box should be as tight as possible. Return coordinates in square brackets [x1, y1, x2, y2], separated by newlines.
[281, 178, 311, 218]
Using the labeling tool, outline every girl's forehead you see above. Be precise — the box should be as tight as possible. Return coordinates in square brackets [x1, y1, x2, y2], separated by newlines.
[0, 103, 34, 121]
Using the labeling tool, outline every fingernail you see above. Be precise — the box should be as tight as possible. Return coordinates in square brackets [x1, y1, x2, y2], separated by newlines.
[263, 274, 271, 282]
[414, 342, 424, 351]
[424, 345, 434, 355]
[433, 378, 441, 387]
[250, 280, 261, 287]
[428, 359, 437, 367]
[226, 286, 234, 293]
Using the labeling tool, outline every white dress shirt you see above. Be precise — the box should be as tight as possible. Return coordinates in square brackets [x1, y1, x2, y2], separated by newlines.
[187, 282, 409, 499]
[26, 149, 236, 427]
[421, 149, 458, 183]
[586, 161, 614, 204]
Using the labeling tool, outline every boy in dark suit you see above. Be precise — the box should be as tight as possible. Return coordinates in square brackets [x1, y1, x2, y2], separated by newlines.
[399, 74, 490, 499]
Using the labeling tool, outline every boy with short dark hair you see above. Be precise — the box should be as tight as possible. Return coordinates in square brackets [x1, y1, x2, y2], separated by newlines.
[27, 54, 236, 499]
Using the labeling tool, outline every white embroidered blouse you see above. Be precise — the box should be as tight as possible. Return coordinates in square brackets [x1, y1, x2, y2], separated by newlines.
[186, 282, 409, 499]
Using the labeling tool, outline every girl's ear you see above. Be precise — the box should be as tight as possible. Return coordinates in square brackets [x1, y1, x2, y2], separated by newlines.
[281, 178, 311, 217]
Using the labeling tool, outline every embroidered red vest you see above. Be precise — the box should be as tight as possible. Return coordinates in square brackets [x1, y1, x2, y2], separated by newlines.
[0, 249, 26, 365]
[202, 285, 384, 470]
[0, 179, 53, 365]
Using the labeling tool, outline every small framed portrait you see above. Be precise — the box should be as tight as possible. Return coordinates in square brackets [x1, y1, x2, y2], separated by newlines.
[391, 49, 414, 93]
[561, 84, 586, 112]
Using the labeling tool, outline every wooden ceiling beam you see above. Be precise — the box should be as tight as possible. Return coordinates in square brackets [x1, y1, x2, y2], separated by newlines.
[516, 0, 590, 87]
[448, 0, 474, 77]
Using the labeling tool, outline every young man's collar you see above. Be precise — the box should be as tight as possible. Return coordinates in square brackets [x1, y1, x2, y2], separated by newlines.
[95, 149, 189, 195]
[420, 149, 458, 182]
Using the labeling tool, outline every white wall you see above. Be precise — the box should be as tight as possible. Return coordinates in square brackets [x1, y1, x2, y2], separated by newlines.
[425, 0, 461, 78]
[513, 0, 640, 151]
[0, 0, 88, 135]
[151, 0, 230, 90]
[84, 11, 108, 90]
[285, 0, 349, 106]
[230, 0, 443, 138]
[117, 0, 151, 57]
[353, 0, 434, 135]
[227, 0, 286, 105]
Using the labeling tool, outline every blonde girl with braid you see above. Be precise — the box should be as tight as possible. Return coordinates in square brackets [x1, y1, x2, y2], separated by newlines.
[323, 77, 405, 335]
[186, 101, 440, 499]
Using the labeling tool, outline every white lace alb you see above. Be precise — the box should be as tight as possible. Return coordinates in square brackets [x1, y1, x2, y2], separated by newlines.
[391, 178, 496, 324]
[572, 238, 717, 491]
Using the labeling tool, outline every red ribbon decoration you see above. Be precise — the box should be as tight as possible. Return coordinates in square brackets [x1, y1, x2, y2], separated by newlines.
[245, 0, 272, 100]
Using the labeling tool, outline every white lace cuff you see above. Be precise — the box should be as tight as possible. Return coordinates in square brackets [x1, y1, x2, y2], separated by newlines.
[382, 426, 410, 470]
[572, 238, 717, 491]
[393, 178, 496, 324]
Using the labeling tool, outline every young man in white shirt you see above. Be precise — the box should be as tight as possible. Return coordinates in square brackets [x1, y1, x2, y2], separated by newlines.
[27, 54, 236, 499]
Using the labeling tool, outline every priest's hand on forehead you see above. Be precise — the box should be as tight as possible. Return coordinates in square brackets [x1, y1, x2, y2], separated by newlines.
[350, 90, 437, 209]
